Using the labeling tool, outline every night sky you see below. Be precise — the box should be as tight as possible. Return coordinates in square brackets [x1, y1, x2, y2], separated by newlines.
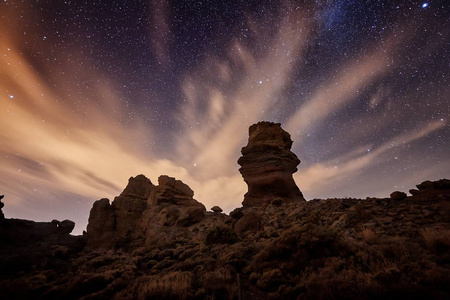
[1, 0, 449, 234]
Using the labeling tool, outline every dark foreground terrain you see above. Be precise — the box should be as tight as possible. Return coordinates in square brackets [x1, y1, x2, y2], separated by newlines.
[0, 178, 449, 300]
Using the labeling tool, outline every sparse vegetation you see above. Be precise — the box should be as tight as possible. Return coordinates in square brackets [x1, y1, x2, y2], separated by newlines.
[205, 225, 240, 245]
[1, 179, 449, 299]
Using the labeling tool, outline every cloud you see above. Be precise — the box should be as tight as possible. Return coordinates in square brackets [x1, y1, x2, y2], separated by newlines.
[295, 119, 446, 197]
[175, 6, 312, 179]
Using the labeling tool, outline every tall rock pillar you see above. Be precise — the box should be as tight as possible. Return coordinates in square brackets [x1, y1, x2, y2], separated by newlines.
[238, 121, 305, 206]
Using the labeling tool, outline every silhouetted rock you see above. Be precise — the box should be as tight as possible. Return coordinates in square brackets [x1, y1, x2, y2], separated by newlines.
[415, 179, 450, 191]
[0, 195, 4, 220]
[390, 191, 407, 200]
[211, 206, 223, 213]
[230, 208, 244, 220]
[433, 178, 450, 189]
[59, 220, 76, 234]
[238, 121, 305, 206]
[417, 180, 434, 190]
[409, 189, 420, 195]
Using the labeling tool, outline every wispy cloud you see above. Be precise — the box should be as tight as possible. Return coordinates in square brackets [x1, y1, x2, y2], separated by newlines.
[295, 119, 446, 197]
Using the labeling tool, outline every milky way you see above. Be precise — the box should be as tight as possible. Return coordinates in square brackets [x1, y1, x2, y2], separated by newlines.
[1, 0, 449, 234]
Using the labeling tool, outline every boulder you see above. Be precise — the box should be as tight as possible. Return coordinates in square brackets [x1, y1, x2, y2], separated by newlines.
[417, 180, 433, 191]
[409, 189, 420, 196]
[50, 219, 75, 234]
[390, 191, 407, 200]
[234, 212, 261, 235]
[211, 206, 223, 213]
[238, 121, 305, 206]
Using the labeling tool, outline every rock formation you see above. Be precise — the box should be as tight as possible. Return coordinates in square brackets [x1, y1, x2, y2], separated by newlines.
[87, 174, 206, 249]
[3, 178, 449, 300]
[238, 121, 305, 206]
[0, 195, 4, 220]
[211, 206, 223, 213]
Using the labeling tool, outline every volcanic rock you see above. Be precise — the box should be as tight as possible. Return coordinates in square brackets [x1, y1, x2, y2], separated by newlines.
[86, 198, 115, 248]
[409, 189, 420, 195]
[211, 206, 223, 213]
[417, 178, 450, 190]
[238, 121, 305, 206]
[2, 175, 450, 300]
[87, 175, 206, 249]
[390, 191, 407, 200]
[417, 180, 434, 190]
[119, 174, 153, 199]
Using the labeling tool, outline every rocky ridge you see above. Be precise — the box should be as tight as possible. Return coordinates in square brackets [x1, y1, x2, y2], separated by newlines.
[0, 122, 449, 300]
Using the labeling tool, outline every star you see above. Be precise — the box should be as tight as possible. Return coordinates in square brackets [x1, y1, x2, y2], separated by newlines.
[422, 3, 429, 8]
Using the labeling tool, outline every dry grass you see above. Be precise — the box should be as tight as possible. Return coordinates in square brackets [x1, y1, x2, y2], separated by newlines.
[420, 227, 450, 253]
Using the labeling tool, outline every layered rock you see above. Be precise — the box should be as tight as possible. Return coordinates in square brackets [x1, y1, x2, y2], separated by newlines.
[238, 121, 305, 206]
[87, 174, 206, 249]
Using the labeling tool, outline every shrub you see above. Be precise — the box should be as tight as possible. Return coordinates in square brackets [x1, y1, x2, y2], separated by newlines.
[205, 226, 240, 245]
[420, 228, 450, 254]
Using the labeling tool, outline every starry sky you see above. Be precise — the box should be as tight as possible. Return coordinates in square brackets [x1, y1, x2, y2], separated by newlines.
[1, 0, 449, 234]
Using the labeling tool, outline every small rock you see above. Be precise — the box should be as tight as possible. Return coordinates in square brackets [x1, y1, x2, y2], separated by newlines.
[390, 191, 407, 200]
[211, 206, 223, 213]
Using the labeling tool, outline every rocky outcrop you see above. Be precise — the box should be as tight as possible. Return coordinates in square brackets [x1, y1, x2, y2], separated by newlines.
[390, 191, 407, 200]
[238, 121, 305, 206]
[0, 195, 4, 220]
[0, 199, 86, 284]
[417, 179, 450, 191]
[87, 175, 206, 249]
[1, 177, 450, 299]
